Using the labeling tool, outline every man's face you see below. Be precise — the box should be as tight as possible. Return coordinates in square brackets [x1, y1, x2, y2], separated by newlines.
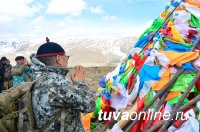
[16, 59, 24, 65]
[56, 54, 69, 68]
[5, 60, 10, 65]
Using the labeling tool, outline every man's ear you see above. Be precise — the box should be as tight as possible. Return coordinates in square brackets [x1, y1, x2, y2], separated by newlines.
[56, 55, 62, 66]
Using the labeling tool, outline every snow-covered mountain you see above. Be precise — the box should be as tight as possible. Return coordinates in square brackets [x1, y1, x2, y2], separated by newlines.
[0, 41, 30, 52]
[0, 37, 138, 66]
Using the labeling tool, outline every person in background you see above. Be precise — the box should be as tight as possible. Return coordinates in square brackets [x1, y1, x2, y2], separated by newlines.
[12, 56, 32, 86]
[1, 57, 12, 90]
[0, 58, 5, 93]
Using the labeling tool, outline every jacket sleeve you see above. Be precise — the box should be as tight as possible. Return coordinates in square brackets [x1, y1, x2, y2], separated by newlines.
[49, 75, 96, 113]
[11, 65, 26, 76]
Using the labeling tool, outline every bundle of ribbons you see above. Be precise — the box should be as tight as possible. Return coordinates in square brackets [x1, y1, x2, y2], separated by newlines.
[92, 0, 200, 131]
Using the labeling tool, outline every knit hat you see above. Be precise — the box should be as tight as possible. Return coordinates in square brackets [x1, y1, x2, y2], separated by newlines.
[36, 42, 65, 58]
[15, 56, 24, 61]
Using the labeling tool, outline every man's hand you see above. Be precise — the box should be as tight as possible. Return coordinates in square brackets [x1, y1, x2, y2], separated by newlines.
[71, 65, 85, 82]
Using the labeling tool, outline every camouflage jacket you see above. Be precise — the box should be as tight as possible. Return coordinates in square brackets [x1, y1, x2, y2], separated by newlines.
[30, 54, 95, 132]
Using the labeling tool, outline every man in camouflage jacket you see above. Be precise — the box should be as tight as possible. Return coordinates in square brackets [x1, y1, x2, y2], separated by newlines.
[30, 42, 95, 132]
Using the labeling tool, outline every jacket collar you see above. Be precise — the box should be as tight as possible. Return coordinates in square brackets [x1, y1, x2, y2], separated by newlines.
[30, 53, 69, 76]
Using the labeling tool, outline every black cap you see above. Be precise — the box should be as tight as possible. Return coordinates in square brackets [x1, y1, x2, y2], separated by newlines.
[15, 56, 24, 61]
[36, 42, 65, 58]
[1, 57, 7, 61]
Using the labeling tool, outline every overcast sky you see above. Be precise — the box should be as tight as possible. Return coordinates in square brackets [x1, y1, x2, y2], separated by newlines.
[0, 0, 169, 42]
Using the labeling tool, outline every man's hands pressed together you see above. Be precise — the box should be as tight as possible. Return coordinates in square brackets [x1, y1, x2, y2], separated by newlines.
[71, 65, 85, 82]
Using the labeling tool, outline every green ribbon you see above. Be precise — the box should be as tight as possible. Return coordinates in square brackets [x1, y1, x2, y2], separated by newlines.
[167, 94, 189, 105]
[170, 74, 196, 92]
[94, 97, 101, 117]
[190, 15, 200, 28]
[140, 17, 165, 39]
